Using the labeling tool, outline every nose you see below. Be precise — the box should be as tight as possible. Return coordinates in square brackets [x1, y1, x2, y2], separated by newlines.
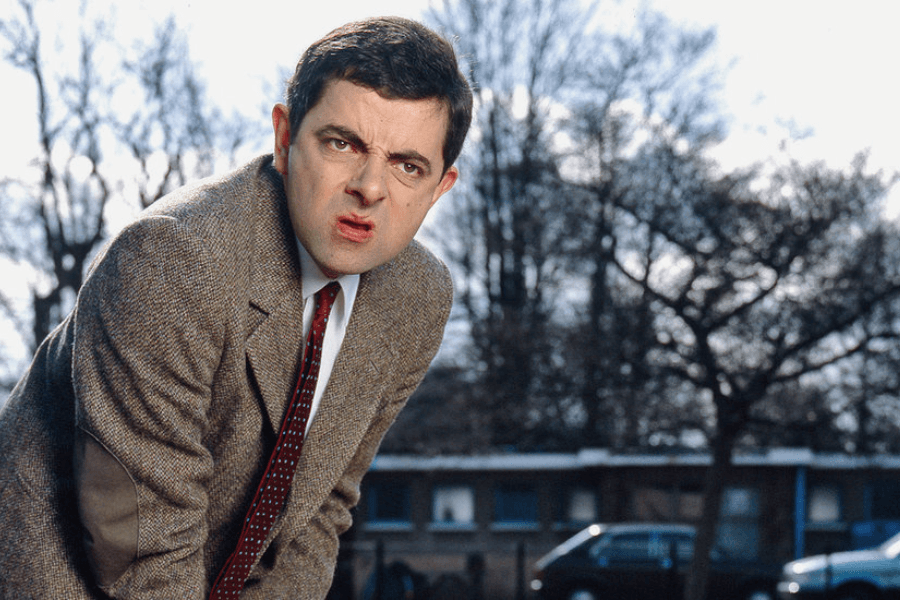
[346, 157, 387, 206]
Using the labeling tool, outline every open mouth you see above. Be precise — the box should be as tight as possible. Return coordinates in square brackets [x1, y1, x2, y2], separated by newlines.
[336, 215, 374, 241]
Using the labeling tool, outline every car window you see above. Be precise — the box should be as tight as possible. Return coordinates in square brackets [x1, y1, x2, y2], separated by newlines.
[661, 533, 694, 562]
[593, 532, 654, 561]
[590, 529, 697, 564]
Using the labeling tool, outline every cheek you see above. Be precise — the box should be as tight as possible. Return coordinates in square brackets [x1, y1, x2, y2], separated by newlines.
[308, 162, 353, 201]
[392, 201, 433, 238]
[289, 168, 332, 211]
[290, 147, 341, 187]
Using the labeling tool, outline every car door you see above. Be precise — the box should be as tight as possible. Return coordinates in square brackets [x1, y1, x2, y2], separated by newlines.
[594, 531, 673, 600]
[660, 531, 695, 599]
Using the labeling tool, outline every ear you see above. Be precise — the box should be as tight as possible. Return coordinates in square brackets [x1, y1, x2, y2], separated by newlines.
[429, 166, 459, 208]
[272, 103, 292, 175]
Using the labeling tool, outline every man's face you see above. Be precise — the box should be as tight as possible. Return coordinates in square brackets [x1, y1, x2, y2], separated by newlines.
[272, 79, 458, 278]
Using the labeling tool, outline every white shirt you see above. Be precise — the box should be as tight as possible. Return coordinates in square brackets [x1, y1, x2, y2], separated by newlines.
[297, 242, 360, 434]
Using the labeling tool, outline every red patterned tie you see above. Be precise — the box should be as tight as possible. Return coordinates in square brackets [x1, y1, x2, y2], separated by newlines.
[210, 282, 341, 599]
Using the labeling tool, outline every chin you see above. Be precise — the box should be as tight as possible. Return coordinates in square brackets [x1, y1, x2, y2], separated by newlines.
[322, 260, 376, 278]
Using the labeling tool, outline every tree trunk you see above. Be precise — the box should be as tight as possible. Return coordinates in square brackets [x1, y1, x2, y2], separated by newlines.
[684, 431, 736, 600]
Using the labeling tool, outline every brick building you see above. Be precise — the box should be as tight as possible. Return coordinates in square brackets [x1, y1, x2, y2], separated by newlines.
[335, 448, 900, 598]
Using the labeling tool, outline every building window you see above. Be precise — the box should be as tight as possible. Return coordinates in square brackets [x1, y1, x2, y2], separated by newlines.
[366, 480, 412, 530]
[431, 485, 476, 529]
[632, 486, 703, 521]
[717, 486, 761, 559]
[494, 484, 539, 529]
[556, 487, 599, 526]
[721, 487, 760, 518]
[632, 487, 671, 520]
[870, 480, 900, 520]
[809, 485, 842, 523]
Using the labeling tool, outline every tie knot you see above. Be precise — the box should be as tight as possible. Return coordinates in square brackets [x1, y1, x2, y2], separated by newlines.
[314, 282, 341, 322]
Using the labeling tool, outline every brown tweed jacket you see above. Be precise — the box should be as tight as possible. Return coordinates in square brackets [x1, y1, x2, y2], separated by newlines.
[0, 155, 452, 599]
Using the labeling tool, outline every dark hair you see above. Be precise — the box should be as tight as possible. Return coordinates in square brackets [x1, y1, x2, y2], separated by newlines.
[285, 17, 473, 172]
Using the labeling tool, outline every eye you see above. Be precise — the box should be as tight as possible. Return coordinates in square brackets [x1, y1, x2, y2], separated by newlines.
[328, 138, 351, 151]
[400, 162, 423, 176]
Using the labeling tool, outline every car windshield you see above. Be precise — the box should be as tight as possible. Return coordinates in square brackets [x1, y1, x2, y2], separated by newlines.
[535, 524, 605, 569]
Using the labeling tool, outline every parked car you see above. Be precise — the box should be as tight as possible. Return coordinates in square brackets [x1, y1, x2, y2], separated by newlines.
[778, 531, 900, 600]
[530, 522, 779, 600]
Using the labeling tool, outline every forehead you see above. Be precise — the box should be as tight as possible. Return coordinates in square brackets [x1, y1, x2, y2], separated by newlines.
[304, 79, 448, 156]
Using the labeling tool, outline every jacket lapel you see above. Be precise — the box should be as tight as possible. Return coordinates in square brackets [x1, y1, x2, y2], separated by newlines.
[281, 267, 398, 526]
[243, 160, 306, 433]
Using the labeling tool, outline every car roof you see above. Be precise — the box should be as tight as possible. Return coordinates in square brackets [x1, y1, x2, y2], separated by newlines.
[534, 523, 696, 570]
[603, 523, 696, 535]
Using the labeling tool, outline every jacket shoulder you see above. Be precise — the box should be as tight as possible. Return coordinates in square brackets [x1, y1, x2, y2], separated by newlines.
[87, 155, 284, 280]
[355, 240, 453, 337]
[379, 241, 452, 303]
[141, 155, 279, 235]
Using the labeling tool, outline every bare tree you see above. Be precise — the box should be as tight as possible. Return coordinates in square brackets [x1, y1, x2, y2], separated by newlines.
[750, 287, 900, 454]
[121, 16, 256, 209]
[427, 0, 594, 449]
[0, 0, 260, 379]
[423, 0, 730, 454]
[400, 3, 900, 595]
[564, 8, 724, 448]
[0, 0, 111, 356]
[609, 146, 900, 600]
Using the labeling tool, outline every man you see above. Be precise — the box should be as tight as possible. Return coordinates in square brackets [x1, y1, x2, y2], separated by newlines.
[0, 17, 472, 599]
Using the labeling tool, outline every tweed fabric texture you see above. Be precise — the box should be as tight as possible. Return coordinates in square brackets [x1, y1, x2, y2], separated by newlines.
[0, 155, 453, 599]
[212, 282, 340, 598]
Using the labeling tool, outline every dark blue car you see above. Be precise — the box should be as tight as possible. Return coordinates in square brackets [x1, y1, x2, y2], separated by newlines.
[530, 523, 779, 600]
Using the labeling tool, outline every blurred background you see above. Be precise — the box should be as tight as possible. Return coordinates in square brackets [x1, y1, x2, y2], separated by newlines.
[2, 1, 899, 598]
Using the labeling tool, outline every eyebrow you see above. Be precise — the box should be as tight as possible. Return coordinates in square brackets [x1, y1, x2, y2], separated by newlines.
[316, 124, 433, 176]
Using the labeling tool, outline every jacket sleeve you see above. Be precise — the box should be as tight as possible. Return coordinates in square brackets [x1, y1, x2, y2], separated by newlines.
[72, 216, 224, 599]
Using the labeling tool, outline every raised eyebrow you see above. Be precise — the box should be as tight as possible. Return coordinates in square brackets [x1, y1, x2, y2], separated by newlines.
[388, 150, 432, 175]
[317, 125, 367, 152]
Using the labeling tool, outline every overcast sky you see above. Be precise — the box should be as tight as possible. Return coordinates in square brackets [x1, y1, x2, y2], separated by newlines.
[164, 0, 899, 206]
[3, 0, 897, 206]
[663, 1, 899, 205]
[0, 0, 897, 376]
